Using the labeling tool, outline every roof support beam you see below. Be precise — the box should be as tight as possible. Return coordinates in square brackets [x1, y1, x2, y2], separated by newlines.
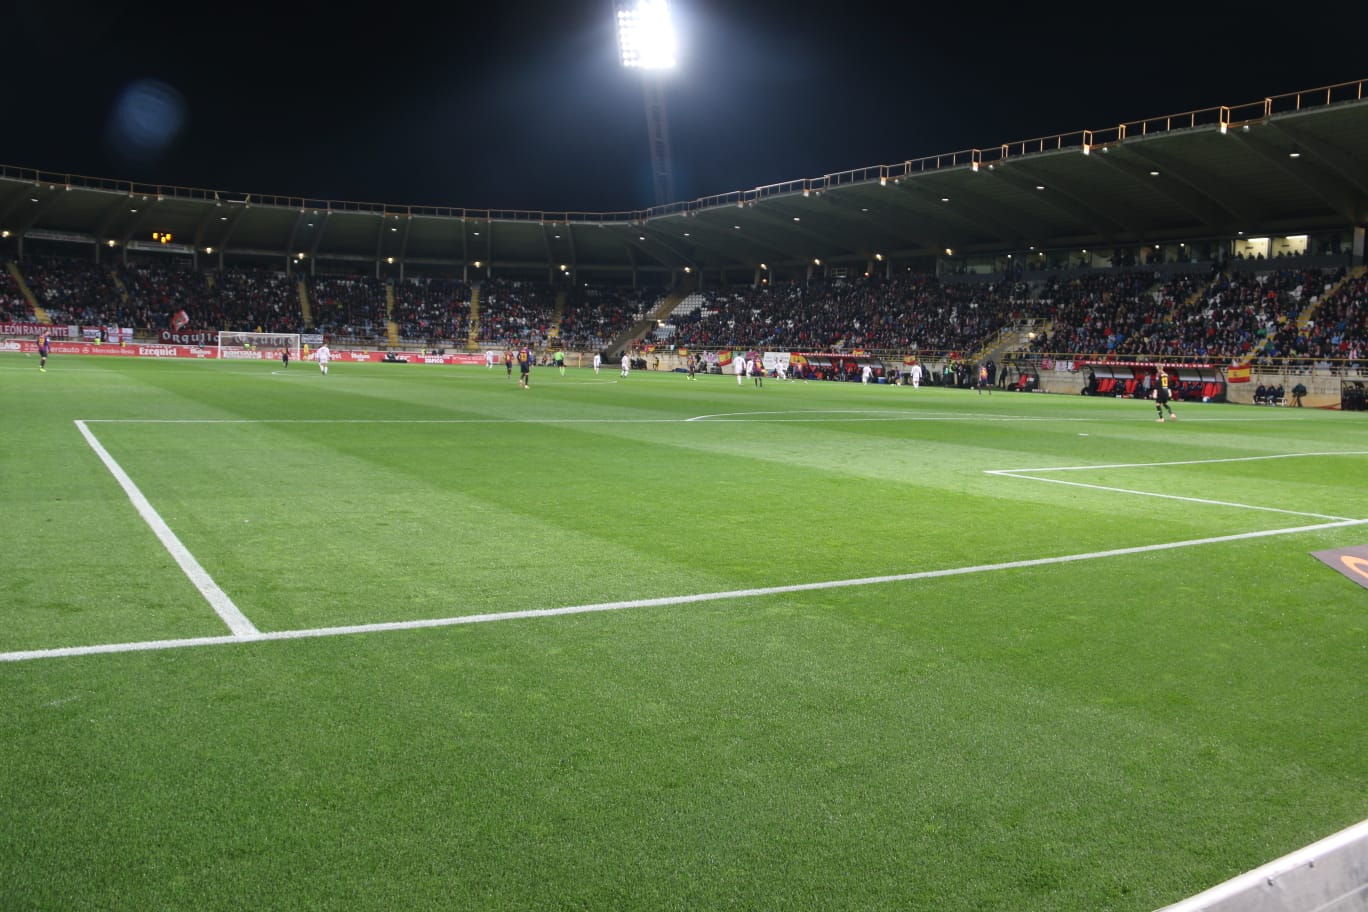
[740, 201, 859, 261]
[307, 211, 332, 263]
[816, 191, 943, 255]
[992, 161, 1135, 240]
[1244, 122, 1368, 222]
[636, 224, 698, 271]
[676, 217, 790, 266]
[397, 215, 413, 280]
[895, 180, 1029, 249]
[1098, 147, 1253, 232]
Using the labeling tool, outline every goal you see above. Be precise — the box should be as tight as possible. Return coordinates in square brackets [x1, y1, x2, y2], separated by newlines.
[217, 331, 301, 361]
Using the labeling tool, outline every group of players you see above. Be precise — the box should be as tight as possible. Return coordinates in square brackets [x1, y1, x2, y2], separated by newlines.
[32, 332, 1179, 421]
[484, 346, 566, 388]
[278, 344, 330, 374]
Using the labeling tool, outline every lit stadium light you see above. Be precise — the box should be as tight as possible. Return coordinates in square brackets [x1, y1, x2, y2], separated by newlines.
[616, 0, 677, 69]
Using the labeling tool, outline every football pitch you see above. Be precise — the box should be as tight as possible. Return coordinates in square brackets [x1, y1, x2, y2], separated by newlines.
[2, 354, 1365, 911]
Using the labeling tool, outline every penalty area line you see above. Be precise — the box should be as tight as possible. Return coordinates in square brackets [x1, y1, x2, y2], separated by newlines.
[986, 451, 1368, 521]
[4, 516, 1363, 664]
[73, 420, 259, 638]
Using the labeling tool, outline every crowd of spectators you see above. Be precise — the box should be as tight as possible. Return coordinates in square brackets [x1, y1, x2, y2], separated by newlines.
[557, 285, 651, 349]
[0, 266, 29, 320]
[1022, 266, 1362, 368]
[668, 273, 1029, 355]
[18, 258, 305, 335]
[19, 256, 126, 326]
[114, 261, 208, 329]
[476, 279, 559, 345]
[1255, 268, 1366, 371]
[391, 277, 472, 345]
[1023, 270, 1164, 357]
[306, 274, 389, 341]
[4, 255, 1366, 371]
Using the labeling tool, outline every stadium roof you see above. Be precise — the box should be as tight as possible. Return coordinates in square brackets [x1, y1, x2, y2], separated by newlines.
[3, 79, 1366, 281]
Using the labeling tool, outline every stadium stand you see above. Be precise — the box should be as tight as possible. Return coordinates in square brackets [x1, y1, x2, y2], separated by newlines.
[5, 256, 1367, 384]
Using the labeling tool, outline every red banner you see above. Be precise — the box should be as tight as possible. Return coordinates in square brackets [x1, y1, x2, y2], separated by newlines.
[1, 341, 491, 365]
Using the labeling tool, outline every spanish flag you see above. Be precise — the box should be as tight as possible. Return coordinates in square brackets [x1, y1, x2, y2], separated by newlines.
[717, 350, 734, 366]
[1227, 364, 1252, 383]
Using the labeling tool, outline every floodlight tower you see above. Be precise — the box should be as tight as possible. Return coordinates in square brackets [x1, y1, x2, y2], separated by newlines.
[615, 0, 677, 206]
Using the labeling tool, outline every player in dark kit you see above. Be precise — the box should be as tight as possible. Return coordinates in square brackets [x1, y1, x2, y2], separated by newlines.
[38, 332, 50, 372]
[1154, 366, 1176, 422]
[281, 346, 290, 369]
[505, 349, 514, 379]
[517, 345, 532, 389]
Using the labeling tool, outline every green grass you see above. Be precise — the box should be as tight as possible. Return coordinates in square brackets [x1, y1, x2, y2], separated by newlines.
[1, 353, 1366, 911]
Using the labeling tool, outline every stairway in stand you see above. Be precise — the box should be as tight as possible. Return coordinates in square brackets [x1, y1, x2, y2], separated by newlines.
[466, 283, 482, 350]
[547, 289, 567, 344]
[385, 285, 400, 347]
[7, 262, 49, 323]
[298, 280, 312, 329]
[603, 274, 697, 358]
[1298, 264, 1363, 330]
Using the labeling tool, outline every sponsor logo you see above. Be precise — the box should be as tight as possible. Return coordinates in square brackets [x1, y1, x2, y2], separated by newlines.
[0, 341, 20, 351]
[1, 322, 70, 337]
[138, 346, 180, 357]
[422, 357, 445, 364]
[159, 330, 217, 345]
[1312, 544, 1368, 590]
[221, 350, 264, 360]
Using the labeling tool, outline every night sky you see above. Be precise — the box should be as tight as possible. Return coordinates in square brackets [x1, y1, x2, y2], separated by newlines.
[5, 1, 1364, 213]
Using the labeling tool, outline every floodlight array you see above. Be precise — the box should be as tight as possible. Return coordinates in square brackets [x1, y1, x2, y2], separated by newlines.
[616, 0, 676, 69]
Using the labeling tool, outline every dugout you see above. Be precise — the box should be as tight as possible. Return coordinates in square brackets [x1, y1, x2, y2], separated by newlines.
[1172, 366, 1227, 403]
[1078, 361, 1226, 402]
[1343, 380, 1367, 411]
[1003, 363, 1039, 392]
[796, 353, 892, 382]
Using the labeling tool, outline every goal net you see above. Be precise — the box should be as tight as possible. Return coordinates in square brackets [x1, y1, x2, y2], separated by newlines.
[217, 331, 302, 361]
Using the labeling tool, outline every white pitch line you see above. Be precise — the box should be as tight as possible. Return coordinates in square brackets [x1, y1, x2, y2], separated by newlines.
[986, 451, 1368, 521]
[4, 516, 1363, 663]
[990, 451, 1368, 474]
[686, 409, 1099, 423]
[987, 470, 1353, 521]
[73, 420, 259, 638]
[84, 409, 1102, 426]
[70, 413, 1320, 427]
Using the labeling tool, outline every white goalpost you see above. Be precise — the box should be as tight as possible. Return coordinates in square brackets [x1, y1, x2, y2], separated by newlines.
[216, 331, 302, 361]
